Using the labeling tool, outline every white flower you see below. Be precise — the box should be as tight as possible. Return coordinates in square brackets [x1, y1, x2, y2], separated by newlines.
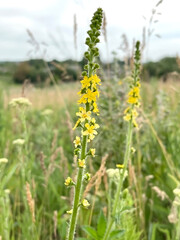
[4, 189, 10, 194]
[0, 158, 8, 164]
[41, 109, 53, 116]
[13, 139, 25, 146]
[173, 188, 180, 197]
[9, 97, 32, 108]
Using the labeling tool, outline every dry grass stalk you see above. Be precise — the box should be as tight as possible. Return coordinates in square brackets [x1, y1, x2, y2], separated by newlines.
[26, 182, 35, 223]
[102, 13, 107, 43]
[83, 154, 108, 198]
[66, 110, 74, 143]
[39, 151, 47, 176]
[73, 14, 77, 51]
[51, 130, 58, 152]
[152, 186, 169, 201]
[59, 146, 69, 179]
[53, 210, 58, 238]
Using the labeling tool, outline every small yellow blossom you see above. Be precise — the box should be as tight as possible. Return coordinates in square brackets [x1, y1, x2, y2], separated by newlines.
[76, 108, 91, 122]
[64, 177, 73, 186]
[83, 123, 98, 140]
[131, 147, 136, 154]
[93, 102, 99, 114]
[73, 119, 81, 130]
[124, 114, 131, 121]
[84, 89, 98, 103]
[73, 136, 81, 148]
[84, 172, 91, 181]
[66, 209, 73, 214]
[90, 74, 101, 89]
[78, 159, 86, 168]
[127, 96, 138, 104]
[116, 164, 124, 169]
[90, 148, 96, 157]
[82, 199, 90, 208]
[81, 76, 91, 89]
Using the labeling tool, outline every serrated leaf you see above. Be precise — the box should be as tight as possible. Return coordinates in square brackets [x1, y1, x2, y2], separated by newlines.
[97, 211, 107, 238]
[82, 226, 97, 239]
[109, 229, 125, 239]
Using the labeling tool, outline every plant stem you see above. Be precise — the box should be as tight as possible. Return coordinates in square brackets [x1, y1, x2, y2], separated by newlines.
[67, 135, 87, 240]
[103, 120, 133, 240]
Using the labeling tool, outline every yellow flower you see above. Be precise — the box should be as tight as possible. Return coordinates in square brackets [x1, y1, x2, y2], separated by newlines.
[84, 172, 91, 181]
[93, 102, 99, 114]
[133, 119, 138, 128]
[128, 87, 140, 98]
[83, 123, 98, 140]
[81, 76, 91, 89]
[64, 177, 73, 186]
[82, 199, 90, 208]
[90, 74, 101, 89]
[66, 209, 73, 214]
[84, 89, 98, 103]
[131, 147, 136, 154]
[76, 108, 91, 122]
[124, 107, 130, 114]
[127, 96, 138, 104]
[132, 109, 138, 117]
[78, 159, 86, 168]
[78, 95, 87, 104]
[124, 113, 131, 121]
[73, 136, 81, 148]
[116, 164, 124, 168]
[73, 119, 81, 130]
[90, 148, 96, 157]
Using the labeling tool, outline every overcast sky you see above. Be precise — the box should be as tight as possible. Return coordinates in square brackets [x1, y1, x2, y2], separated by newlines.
[0, 0, 179, 62]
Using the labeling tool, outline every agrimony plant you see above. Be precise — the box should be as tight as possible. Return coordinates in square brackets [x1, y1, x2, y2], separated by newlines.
[65, 8, 103, 240]
[103, 41, 142, 240]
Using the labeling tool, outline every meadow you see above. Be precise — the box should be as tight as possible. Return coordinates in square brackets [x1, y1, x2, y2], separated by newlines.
[0, 7, 180, 240]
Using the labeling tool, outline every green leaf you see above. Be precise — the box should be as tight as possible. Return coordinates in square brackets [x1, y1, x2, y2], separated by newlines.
[109, 229, 125, 239]
[82, 226, 98, 239]
[97, 211, 107, 238]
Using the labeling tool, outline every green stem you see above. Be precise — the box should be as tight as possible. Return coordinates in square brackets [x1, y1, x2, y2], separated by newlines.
[67, 135, 87, 240]
[103, 121, 133, 240]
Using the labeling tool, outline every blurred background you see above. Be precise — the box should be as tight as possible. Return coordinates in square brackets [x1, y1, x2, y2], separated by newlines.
[0, 0, 180, 88]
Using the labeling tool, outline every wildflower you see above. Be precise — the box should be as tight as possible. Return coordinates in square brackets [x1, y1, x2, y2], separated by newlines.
[66, 8, 103, 239]
[64, 177, 74, 186]
[41, 109, 53, 116]
[73, 119, 81, 130]
[78, 159, 86, 168]
[84, 172, 91, 182]
[13, 138, 25, 146]
[73, 136, 81, 148]
[0, 158, 8, 164]
[80, 76, 91, 89]
[4, 189, 10, 194]
[131, 147, 136, 154]
[83, 123, 98, 140]
[9, 97, 32, 108]
[76, 107, 91, 122]
[82, 199, 90, 208]
[66, 209, 73, 214]
[116, 164, 124, 168]
[90, 148, 96, 157]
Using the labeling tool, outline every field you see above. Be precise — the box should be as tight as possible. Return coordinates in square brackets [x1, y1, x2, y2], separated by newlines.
[0, 76, 180, 240]
[0, 4, 180, 240]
